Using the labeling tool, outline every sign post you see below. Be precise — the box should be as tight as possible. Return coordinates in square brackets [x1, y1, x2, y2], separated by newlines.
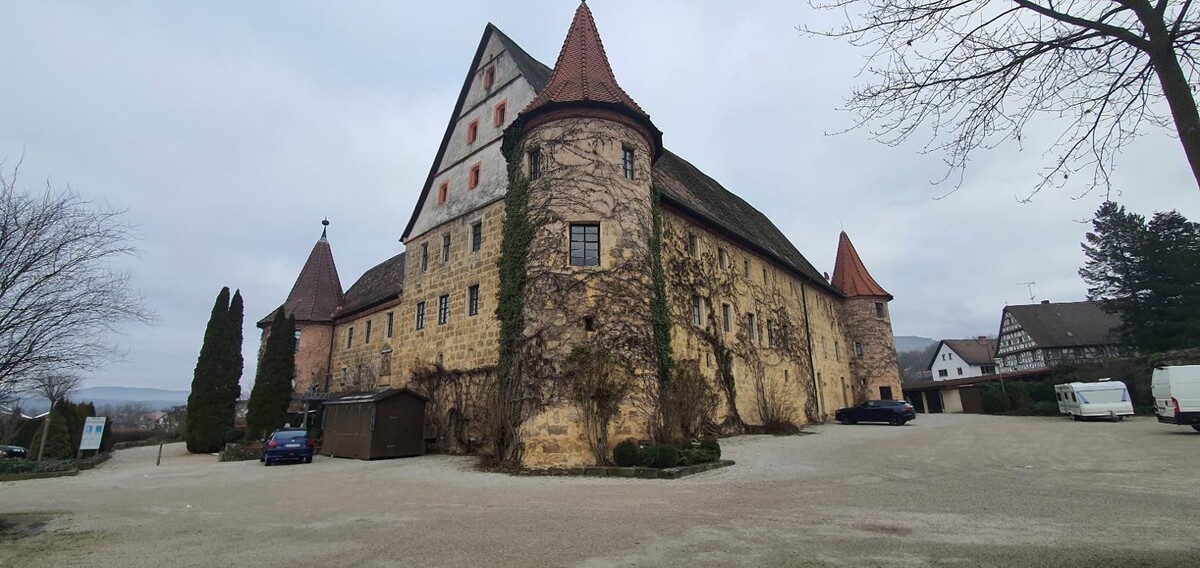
[78, 416, 107, 458]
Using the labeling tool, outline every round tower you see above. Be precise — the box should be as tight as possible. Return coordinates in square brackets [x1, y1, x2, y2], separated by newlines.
[831, 231, 902, 404]
[504, 2, 664, 467]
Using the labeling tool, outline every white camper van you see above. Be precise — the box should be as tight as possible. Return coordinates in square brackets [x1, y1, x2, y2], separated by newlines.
[1151, 365, 1200, 432]
[1055, 380, 1135, 421]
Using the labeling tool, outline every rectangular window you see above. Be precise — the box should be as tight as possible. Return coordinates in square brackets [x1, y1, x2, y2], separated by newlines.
[834, 340, 840, 362]
[691, 296, 702, 326]
[722, 303, 731, 333]
[854, 341, 863, 357]
[365, 320, 372, 344]
[415, 302, 426, 330]
[880, 386, 893, 400]
[875, 302, 886, 319]
[468, 284, 480, 317]
[438, 295, 450, 325]
[937, 369, 948, 377]
[293, 330, 301, 353]
[622, 147, 634, 180]
[386, 312, 394, 338]
[469, 163, 481, 190]
[493, 100, 507, 127]
[380, 352, 391, 376]
[471, 222, 482, 252]
[467, 120, 478, 144]
[762, 267, 768, 283]
[767, 320, 776, 348]
[437, 182, 448, 205]
[421, 243, 429, 271]
[528, 149, 541, 180]
[687, 233, 698, 257]
[718, 248, 728, 269]
[569, 223, 600, 266]
[747, 313, 757, 341]
[483, 65, 495, 90]
[743, 259, 749, 277]
[957, 367, 963, 375]
[442, 233, 451, 263]
[346, 327, 354, 348]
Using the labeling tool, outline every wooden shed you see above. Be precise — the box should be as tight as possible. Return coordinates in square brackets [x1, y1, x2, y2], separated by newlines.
[321, 388, 428, 460]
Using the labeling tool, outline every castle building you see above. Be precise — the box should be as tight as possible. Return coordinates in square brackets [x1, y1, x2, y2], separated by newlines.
[261, 3, 902, 468]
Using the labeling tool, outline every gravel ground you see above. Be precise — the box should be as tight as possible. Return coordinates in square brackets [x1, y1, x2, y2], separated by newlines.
[2, 414, 1198, 567]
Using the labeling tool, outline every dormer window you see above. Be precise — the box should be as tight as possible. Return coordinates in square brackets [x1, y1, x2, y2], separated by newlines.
[469, 163, 481, 190]
[483, 65, 496, 90]
[494, 100, 507, 127]
[437, 182, 449, 205]
[467, 120, 479, 144]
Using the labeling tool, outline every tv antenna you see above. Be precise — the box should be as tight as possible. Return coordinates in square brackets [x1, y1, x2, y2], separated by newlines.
[1015, 281, 1037, 303]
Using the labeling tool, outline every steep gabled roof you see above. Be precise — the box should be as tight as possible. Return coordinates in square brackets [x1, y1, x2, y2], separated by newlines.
[653, 151, 838, 294]
[261, 228, 343, 326]
[1002, 301, 1122, 349]
[831, 231, 891, 300]
[335, 252, 406, 320]
[400, 24, 548, 242]
[928, 338, 998, 369]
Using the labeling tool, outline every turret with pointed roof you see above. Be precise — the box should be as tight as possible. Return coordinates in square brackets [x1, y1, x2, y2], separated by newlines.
[831, 231, 901, 403]
[512, 1, 662, 159]
[259, 221, 344, 327]
[832, 231, 892, 300]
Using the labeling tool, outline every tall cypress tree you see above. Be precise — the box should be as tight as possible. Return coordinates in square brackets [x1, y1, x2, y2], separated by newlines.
[246, 310, 297, 440]
[186, 287, 231, 453]
[218, 290, 245, 438]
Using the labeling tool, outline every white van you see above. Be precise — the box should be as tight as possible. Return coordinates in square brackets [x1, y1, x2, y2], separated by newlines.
[1054, 379, 1135, 421]
[1152, 365, 1200, 432]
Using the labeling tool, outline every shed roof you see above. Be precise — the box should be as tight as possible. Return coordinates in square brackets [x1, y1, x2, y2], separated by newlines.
[324, 388, 430, 406]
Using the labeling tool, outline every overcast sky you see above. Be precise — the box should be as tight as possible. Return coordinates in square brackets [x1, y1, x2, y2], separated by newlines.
[3, 1, 1198, 392]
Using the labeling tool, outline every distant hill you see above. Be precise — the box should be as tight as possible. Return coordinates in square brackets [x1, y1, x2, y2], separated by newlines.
[894, 335, 937, 353]
[16, 386, 189, 414]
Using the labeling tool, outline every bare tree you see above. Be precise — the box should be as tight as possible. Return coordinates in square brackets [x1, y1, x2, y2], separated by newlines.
[0, 162, 153, 401]
[806, 1, 1200, 197]
[30, 372, 81, 461]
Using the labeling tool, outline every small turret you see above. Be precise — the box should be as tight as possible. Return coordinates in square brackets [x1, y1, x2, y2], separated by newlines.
[832, 231, 902, 403]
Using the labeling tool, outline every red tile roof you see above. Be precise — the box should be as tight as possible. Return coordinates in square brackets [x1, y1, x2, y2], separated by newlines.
[260, 231, 344, 326]
[521, 2, 649, 121]
[831, 231, 891, 299]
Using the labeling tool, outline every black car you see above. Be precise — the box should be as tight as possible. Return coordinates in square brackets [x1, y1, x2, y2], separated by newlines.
[0, 445, 28, 459]
[835, 400, 916, 426]
[261, 429, 314, 466]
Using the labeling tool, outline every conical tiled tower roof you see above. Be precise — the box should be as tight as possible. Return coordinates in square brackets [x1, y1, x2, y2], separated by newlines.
[831, 231, 892, 300]
[260, 221, 344, 326]
[517, 1, 661, 156]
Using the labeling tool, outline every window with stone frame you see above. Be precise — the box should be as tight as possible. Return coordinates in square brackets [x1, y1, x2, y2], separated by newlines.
[622, 147, 634, 180]
[346, 327, 354, 348]
[467, 119, 479, 144]
[483, 65, 495, 90]
[386, 311, 394, 338]
[687, 233, 698, 257]
[875, 302, 886, 319]
[469, 163, 481, 190]
[437, 182, 448, 205]
[691, 295, 702, 326]
[293, 330, 301, 353]
[438, 294, 450, 325]
[747, 313, 757, 341]
[718, 247, 728, 269]
[722, 303, 731, 333]
[421, 243, 429, 271]
[493, 100, 507, 127]
[528, 148, 542, 180]
[442, 233, 451, 263]
[569, 223, 600, 266]
[415, 301, 426, 330]
[743, 259, 750, 277]
[467, 284, 480, 317]
[854, 341, 863, 357]
[471, 221, 482, 252]
[767, 320, 776, 348]
[365, 320, 372, 344]
[380, 349, 392, 376]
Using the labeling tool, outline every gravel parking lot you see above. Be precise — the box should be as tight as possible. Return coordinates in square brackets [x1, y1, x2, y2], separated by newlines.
[2, 414, 1198, 567]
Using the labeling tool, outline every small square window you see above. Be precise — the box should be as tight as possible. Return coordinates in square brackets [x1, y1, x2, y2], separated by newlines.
[528, 149, 542, 180]
[468, 284, 480, 317]
[494, 100, 507, 127]
[569, 223, 600, 266]
[438, 295, 450, 325]
[622, 147, 634, 180]
[471, 222, 482, 252]
[469, 163, 481, 190]
[437, 182, 449, 205]
[442, 233, 451, 263]
[483, 65, 495, 90]
[415, 301, 426, 330]
[467, 120, 479, 144]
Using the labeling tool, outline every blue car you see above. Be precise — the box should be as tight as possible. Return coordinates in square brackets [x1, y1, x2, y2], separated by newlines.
[261, 429, 314, 466]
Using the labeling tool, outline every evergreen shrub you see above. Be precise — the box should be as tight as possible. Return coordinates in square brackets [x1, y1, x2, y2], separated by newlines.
[644, 444, 679, 469]
[612, 439, 642, 467]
